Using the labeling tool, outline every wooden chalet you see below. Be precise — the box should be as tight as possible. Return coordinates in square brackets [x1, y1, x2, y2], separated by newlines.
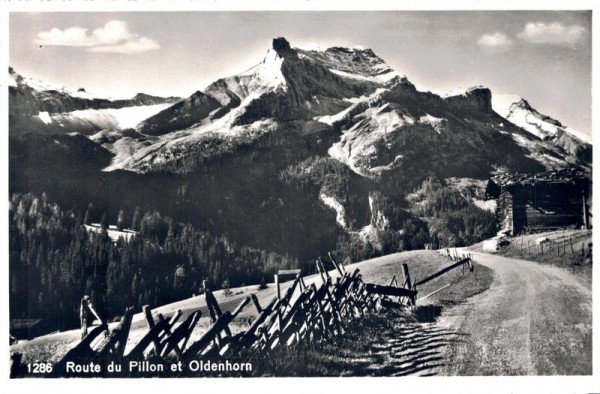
[484, 169, 591, 235]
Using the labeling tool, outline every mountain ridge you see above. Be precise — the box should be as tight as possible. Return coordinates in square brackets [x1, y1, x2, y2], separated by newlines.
[8, 37, 592, 263]
[9, 66, 181, 136]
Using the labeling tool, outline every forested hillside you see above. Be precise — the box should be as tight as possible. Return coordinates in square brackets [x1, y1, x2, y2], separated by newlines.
[9, 193, 296, 331]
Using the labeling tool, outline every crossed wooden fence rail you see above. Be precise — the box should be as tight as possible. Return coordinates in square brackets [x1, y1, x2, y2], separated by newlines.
[45, 263, 396, 377]
[12, 252, 474, 377]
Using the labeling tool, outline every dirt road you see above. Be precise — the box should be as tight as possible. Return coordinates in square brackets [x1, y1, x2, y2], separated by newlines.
[437, 251, 592, 375]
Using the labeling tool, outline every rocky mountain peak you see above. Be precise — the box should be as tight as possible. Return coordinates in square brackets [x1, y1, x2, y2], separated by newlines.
[20, 38, 584, 175]
[514, 98, 531, 109]
[272, 37, 298, 60]
[272, 37, 294, 57]
[444, 86, 493, 113]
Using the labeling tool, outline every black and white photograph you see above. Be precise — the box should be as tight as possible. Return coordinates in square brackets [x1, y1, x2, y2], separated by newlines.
[2, 1, 597, 390]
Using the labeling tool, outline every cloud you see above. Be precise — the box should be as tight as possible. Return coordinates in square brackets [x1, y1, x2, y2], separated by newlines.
[36, 20, 159, 54]
[517, 22, 586, 46]
[477, 33, 513, 53]
[91, 20, 133, 46]
[36, 26, 93, 47]
[88, 37, 160, 54]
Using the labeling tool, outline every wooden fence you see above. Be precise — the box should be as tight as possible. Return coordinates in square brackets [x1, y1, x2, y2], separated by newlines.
[33, 266, 392, 377]
[10, 252, 475, 378]
[520, 236, 592, 263]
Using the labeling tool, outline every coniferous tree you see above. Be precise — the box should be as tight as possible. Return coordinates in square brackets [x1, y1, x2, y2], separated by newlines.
[117, 210, 126, 231]
[9, 192, 298, 333]
[100, 212, 108, 229]
[131, 206, 142, 232]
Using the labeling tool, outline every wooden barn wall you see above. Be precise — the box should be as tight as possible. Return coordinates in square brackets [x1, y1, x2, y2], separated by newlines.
[510, 183, 586, 233]
[496, 189, 514, 234]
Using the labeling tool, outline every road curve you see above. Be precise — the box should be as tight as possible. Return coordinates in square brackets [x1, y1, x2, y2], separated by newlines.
[437, 251, 592, 375]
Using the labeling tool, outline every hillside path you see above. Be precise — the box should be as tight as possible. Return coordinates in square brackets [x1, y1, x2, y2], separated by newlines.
[437, 251, 592, 375]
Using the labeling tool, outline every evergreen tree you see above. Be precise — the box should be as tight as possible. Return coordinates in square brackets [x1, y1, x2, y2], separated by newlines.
[117, 210, 126, 231]
[100, 212, 108, 229]
[131, 206, 141, 232]
[9, 192, 297, 333]
[83, 203, 93, 225]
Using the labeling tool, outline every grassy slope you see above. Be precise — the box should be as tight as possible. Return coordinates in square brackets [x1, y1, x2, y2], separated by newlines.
[469, 229, 592, 286]
[256, 250, 494, 376]
[11, 250, 494, 375]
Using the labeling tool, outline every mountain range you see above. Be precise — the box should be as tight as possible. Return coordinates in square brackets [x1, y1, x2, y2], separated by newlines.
[8, 37, 592, 260]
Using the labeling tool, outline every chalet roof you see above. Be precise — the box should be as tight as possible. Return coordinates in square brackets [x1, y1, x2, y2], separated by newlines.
[489, 169, 589, 188]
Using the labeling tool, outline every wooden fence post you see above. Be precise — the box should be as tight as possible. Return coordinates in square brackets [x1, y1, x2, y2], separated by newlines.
[205, 289, 231, 337]
[400, 263, 414, 306]
[570, 237, 574, 254]
[318, 258, 331, 280]
[300, 276, 307, 291]
[388, 275, 397, 287]
[401, 263, 412, 290]
[272, 290, 283, 335]
[274, 274, 280, 301]
[142, 305, 164, 356]
[328, 252, 345, 275]
[251, 294, 262, 314]
[520, 237, 523, 252]
[315, 260, 326, 284]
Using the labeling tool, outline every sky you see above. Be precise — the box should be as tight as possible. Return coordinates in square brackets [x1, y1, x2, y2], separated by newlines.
[9, 11, 592, 136]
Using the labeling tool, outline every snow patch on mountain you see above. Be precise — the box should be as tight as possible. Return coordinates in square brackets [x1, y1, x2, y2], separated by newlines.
[315, 88, 386, 126]
[357, 194, 391, 245]
[328, 99, 414, 176]
[419, 114, 445, 133]
[368, 103, 409, 130]
[8, 73, 18, 88]
[298, 43, 324, 52]
[107, 117, 278, 172]
[491, 93, 522, 116]
[298, 46, 406, 87]
[508, 133, 568, 170]
[240, 48, 288, 93]
[493, 93, 592, 145]
[37, 111, 52, 125]
[45, 103, 172, 131]
[180, 91, 274, 138]
[443, 86, 486, 98]
[329, 68, 401, 84]
[10, 70, 113, 100]
[319, 193, 347, 229]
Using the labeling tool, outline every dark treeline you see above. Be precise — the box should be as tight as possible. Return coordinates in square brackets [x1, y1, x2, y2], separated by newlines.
[331, 178, 497, 263]
[9, 192, 297, 331]
[9, 175, 497, 333]
[331, 191, 430, 264]
[279, 156, 372, 230]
